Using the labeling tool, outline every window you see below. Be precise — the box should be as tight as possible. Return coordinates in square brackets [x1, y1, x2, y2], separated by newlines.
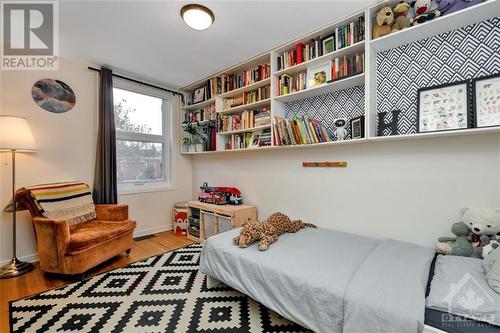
[113, 79, 172, 192]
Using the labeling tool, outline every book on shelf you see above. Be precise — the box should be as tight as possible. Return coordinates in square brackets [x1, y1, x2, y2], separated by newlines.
[223, 85, 270, 109]
[273, 115, 335, 146]
[205, 126, 217, 152]
[276, 72, 306, 96]
[275, 16, 365, 72]
[219, 107, 271, 132]
[330, 52, 364, 81]
[335, 16, 364, 51]
[225, 128, 272, 150]
[221, 64, 271, 93]
[185, 76, 221, 106]
[184, 104, 216, 123]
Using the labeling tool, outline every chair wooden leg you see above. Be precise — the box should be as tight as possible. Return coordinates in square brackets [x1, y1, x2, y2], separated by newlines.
[125, 248, 131, 256]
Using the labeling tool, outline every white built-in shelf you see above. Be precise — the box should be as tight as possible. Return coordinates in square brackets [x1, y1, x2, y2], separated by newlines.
[182, 98, 216, 111]
[274, 74, 365, 103]
[181, 120, 214, 127]
[219, 78, 271, 99]
[369, 126, 500, 142]
[182, 127, 500, 155]
[274, 41, 365, 77]
[182, 137, 369, 155]
[369, 0, 499, 53]
[218, 125, 271, 136]
[219, 98, 271, 115]
[179, 1, 498, 156]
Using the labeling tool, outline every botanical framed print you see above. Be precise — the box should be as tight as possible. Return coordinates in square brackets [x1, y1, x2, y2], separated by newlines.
[321, 34, 334, 54]
[193, 86, 206, 104]
[350, 115, 364, 139]
[473, 73, 500, 128]
[307, 62, 331, 88]
[417, 80, 470, 133]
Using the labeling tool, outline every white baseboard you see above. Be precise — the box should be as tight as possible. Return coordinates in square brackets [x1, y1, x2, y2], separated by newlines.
[133, 225, 173, 238]
[0, 225, 173, 266]
[0, 253, 39, 266]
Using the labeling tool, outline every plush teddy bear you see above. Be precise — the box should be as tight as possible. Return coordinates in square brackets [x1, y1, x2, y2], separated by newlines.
[462, 207, 500, 244]
[392, 1, 411, 32]
[435, 0, 484, 16]
[372, 6, 395, 39]
[436, 222, 474, 257]
[472, 235, 500, 259]
[233, 212, 316, 251]
[410, 0, 441, 25]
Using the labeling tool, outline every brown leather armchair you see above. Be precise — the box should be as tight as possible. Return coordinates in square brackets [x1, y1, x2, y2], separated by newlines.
[16, 189, 136, 275]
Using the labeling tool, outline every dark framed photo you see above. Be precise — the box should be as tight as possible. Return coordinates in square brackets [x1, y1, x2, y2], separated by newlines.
[472, 73, 500, 128]
[350, 115, 364, 139]
[321, 34, 335, 54]
[193, 86, 206, 104]
[417, 80, 470, 133]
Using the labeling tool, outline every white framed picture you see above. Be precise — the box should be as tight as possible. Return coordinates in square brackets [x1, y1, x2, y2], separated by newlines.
[306, 62, 331, 89]
[473, 73, 500, 128]
[417, 81, 470, 133]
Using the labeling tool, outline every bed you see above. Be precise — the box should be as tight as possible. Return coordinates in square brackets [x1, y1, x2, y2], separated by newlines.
[200, 227, 435, 333]
[200, 227, 500, 333]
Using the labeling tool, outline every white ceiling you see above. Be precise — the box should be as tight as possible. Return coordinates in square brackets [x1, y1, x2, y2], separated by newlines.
[59, 0, 378, 89]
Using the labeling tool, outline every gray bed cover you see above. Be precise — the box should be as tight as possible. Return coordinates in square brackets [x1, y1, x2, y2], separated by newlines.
[200, 227, 434, 333]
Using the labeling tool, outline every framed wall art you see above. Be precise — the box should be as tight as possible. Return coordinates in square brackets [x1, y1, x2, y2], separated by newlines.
[417, 80, 470, 133]
[350, 115, 364, 139]
[32, 79, 76, 113]
[193, 86, 206, 104]
[472, 73, 500, 128]
[307, 62, 331, 89]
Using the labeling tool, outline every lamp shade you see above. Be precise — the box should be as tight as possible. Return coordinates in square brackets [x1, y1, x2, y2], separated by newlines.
[0, 116, 37, 151]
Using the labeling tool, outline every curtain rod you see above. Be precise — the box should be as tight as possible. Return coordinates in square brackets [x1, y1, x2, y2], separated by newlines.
[88, 66, 184, 102]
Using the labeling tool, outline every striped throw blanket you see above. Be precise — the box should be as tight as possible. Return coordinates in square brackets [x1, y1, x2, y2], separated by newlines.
[26, 182, 96, 225]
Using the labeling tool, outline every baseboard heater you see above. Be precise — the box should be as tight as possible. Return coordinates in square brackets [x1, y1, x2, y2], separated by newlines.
[133, 234, 156, 241]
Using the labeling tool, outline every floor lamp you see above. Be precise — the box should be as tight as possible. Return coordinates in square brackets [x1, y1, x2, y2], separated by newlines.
[0, 116, 37, 279]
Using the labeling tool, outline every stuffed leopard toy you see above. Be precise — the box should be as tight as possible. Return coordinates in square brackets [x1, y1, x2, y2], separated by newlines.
[233, 212, 316, 251]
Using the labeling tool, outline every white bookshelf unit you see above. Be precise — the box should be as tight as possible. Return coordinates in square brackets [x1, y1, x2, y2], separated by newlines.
[180, 0, 500, 155]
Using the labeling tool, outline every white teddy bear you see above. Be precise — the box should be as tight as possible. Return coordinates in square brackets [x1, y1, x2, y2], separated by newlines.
[462, 207, 500, 244]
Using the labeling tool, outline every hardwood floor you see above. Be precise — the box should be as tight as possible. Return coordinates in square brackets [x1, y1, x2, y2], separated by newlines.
[0, 231, 193, 333]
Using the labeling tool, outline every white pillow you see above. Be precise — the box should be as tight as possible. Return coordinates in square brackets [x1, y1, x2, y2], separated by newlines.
[483, 247, 500, 294]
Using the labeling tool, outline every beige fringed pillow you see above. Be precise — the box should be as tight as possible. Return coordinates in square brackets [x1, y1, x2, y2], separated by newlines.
[483, 247, 500, 294]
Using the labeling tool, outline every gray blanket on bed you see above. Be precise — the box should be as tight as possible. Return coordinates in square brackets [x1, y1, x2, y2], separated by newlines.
[200, 228, 434, 333]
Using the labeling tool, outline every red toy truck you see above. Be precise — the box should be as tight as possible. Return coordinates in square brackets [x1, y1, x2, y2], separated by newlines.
[198, 182, 243, 205]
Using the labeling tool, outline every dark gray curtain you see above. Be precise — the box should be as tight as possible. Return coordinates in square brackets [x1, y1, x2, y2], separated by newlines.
[93, 67, 118, 204]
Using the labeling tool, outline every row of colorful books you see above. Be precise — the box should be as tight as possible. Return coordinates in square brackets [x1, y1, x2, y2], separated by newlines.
[223, 85, 270, 109]
[184, 104, 216, 123]
[335, 16, 365, 51]
[221, 64, 271, 92]
[186, 76, 221, 105]
[243, 85, 270, 105]
[219, 107, 271, 133]
[276, 72, 306, 96]
[273, 116, 335, 146]
[331, 53, 364, 81]
[225, 128, 272, 150]
[275, 16, 365, 72]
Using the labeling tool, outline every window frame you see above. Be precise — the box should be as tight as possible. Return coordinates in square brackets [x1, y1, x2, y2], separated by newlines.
[113, 78, 174, 195]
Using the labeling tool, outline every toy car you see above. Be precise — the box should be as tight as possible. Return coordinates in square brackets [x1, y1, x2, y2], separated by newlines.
[198, 182, 243, 205]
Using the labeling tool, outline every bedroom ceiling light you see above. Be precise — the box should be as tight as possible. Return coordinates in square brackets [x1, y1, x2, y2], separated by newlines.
[181, 4, 214, 30]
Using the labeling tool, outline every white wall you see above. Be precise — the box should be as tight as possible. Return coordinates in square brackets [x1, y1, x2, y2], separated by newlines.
[0, 58, 192, 264]
[192, 133, 500, 247]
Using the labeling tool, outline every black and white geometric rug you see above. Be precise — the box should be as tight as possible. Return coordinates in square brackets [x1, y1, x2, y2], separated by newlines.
[10, 244, 311, 333]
